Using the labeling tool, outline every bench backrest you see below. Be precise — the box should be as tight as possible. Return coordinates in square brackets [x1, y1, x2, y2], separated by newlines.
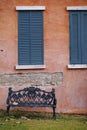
[7, 87, 56, 108]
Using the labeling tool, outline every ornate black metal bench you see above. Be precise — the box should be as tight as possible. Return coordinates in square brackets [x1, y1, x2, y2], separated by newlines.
[6, 87, 57, 119]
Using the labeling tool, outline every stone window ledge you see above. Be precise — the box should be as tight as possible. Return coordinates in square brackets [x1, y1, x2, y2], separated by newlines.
[68, 64, 87, 69]
[16, 65, 46, 70]
[16, 6, 46, 10]
[67, 6, 87, 10]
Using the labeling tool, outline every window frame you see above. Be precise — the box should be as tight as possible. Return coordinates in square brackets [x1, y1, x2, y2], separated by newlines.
[16, 6, 46, 70]
[67, 6, 87, 69]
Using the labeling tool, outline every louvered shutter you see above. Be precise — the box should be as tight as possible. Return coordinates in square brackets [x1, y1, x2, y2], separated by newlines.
[18, 10, 44, 65]
[30, 11, 44, 65]
[18, 11, 30, 65]
[81, 11, 87, 64]
[69, 11, 81, 64]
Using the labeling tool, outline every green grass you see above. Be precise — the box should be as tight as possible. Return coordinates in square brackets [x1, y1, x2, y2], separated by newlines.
[0, 110, 87, 130]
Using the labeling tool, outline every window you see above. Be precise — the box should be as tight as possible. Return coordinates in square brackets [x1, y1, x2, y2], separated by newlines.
[69, 11, 87, 64]
[67, 6, 87, 68]
[16, 6, 46, 69]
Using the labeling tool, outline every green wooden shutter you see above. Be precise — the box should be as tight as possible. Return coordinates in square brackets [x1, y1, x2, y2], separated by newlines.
[69, 11, 81, 64]
[18, 11, 44, 65]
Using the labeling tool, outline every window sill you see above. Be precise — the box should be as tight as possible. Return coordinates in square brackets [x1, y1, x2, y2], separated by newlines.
[16, 65, 46, 70]
[68, 64, 87, 69]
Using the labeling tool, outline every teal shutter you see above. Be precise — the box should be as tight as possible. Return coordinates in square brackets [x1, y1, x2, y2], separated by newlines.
[18, 11, 44, 65]
[69, 11, 81, 64]
[18, 11, 30, 65]
[30, 11, 44, 65]
[70, 11, 87, 64]
[81, 11, 87, 64]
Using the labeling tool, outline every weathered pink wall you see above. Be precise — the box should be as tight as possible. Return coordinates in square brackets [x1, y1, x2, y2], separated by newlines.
[0, 0, 87, 114]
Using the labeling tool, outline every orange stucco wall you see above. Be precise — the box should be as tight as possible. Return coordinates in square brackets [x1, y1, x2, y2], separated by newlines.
[0, 0, 87, 114]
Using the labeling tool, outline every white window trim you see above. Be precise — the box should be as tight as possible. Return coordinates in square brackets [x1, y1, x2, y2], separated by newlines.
[16, 6, 46, 70]
[67, 6, 87, 10]
[16, 65, 46, 70]
[68, 64, 87, 69]
[16, 6, 46, 10]
[67, 6, 87, 69]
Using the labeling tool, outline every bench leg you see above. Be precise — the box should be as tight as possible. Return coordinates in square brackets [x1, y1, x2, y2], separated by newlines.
[5, 106, 10, 116]
[53, 107, 56, 119]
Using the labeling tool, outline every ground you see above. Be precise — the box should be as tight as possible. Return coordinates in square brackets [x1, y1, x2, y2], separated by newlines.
[0, 110, 87, 130]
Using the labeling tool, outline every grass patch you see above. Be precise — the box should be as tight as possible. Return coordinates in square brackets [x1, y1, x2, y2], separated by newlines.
[0, 110, 87, 130]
